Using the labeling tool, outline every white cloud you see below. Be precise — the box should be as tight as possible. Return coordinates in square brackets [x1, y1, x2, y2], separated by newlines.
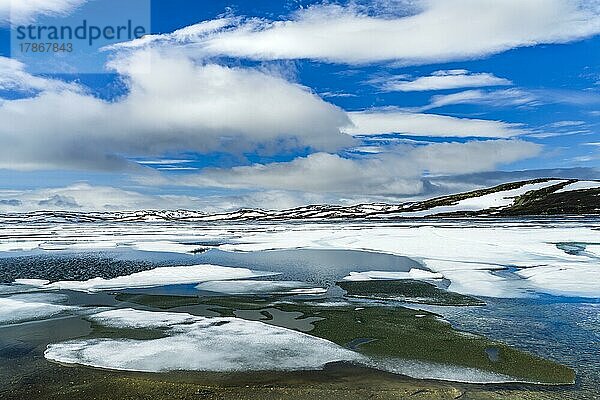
[0, 183, 348, 212]
[378, 70, 512, 92]
[0, 179, 361, 212]
[0, 0, 85, 24]
[344, 110, 526, 138]
[0, 50, 352, 171]
[207, 190, 334, 211]
[183, 0, 600, 64]
[166, 140, 541, 196]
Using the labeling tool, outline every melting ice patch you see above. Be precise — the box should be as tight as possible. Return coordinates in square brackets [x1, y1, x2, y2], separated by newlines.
[195, 280, 327, 295]
[0, 293, 75, 325]
[342, 269, 444, 281]
[44, 309, 362, 372]
[25, 265, 279, 293]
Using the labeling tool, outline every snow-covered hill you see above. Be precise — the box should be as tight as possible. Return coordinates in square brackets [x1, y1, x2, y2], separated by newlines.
[1, 179, 598, 223]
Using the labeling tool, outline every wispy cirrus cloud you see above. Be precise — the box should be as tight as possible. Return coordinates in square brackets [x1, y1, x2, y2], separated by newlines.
[419, 88, 600, 111]
[374, 70, 512, 92]
[548, 120, 586, 128]
[420, 88, 540, 111]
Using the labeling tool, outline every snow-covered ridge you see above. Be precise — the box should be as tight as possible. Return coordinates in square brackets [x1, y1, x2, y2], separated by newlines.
[0, 179, 598, 223]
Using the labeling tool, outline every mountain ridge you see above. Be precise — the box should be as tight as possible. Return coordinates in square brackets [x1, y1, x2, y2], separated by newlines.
[1, 178, 599, 223]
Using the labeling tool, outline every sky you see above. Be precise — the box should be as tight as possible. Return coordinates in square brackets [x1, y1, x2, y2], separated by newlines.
[0, 0, 599, 212]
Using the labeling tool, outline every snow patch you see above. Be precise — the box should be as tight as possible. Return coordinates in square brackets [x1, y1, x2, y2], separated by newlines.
[400, 180, 566, 217]
[554, 181, 600, 193]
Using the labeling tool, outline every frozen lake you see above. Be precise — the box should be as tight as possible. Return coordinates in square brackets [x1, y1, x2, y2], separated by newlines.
[0, 219, 598, 399]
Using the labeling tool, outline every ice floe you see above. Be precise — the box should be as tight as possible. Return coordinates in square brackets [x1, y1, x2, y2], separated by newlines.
[44, 308, 362, 372]
[0, 293, 75, 325]
[195, 280, 327, 295]
[27, 265, 279, 293]
[342, 269, 444, 281]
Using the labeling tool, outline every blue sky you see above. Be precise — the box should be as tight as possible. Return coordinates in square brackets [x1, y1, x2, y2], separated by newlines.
[0, 0, 599, 211]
